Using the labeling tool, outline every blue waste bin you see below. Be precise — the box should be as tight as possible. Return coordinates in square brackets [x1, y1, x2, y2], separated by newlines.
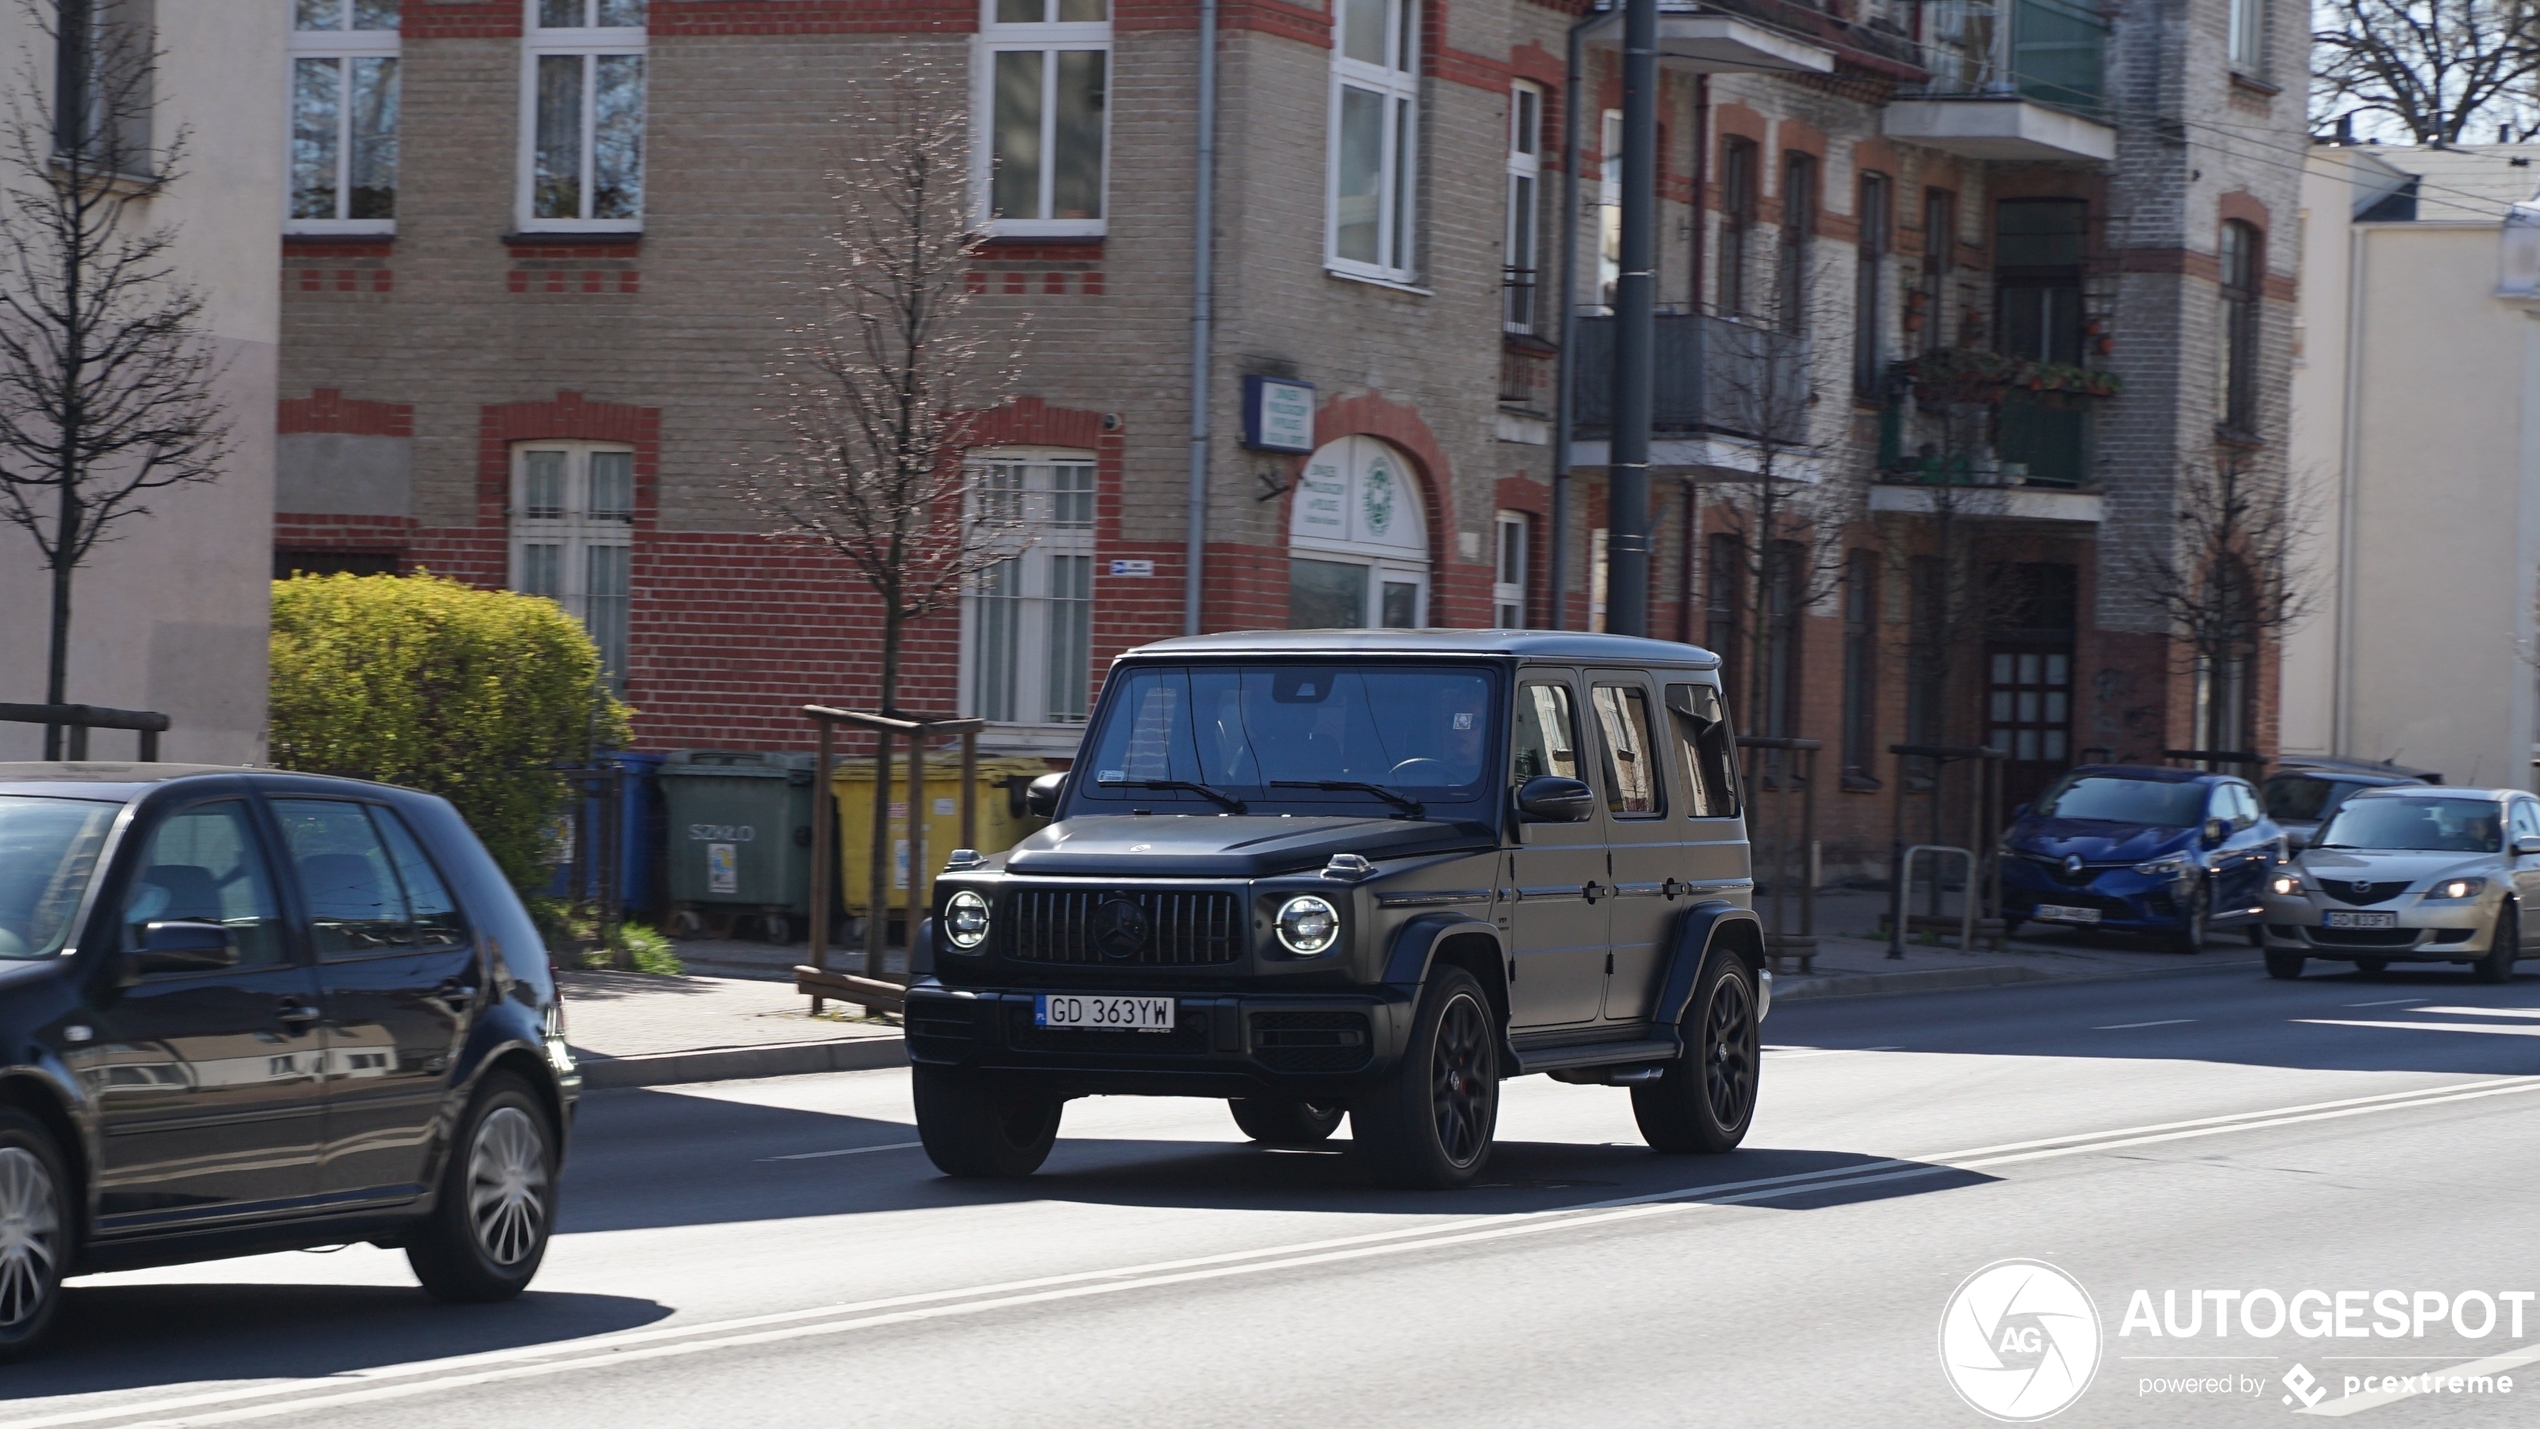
[544, 751, 665, 914]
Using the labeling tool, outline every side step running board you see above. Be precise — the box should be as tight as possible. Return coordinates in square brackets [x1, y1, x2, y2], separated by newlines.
[1507, 1036, 1681, 1077]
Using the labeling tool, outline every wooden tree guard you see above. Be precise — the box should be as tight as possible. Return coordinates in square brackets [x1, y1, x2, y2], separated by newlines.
[796, 704, 985, 1015]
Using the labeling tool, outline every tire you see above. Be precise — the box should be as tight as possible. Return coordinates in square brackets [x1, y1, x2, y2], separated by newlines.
[1349, 968, 1499, 1189]
[2245, 925, 2267, 948]
[669, 908, 702, 938]
[1229, 1099, 1345, 1146]
[2265, 950, 2306, 980]
[407, 1072, 557, 1304]
[2170, 883, 2210, 955]
[912, 1066, 1063, 1178]
[2476, 905, 2519, 984]
[2355, 958, 2389, 979]
[1633, 953, 1763, 1154]
[0, 1110, 70, 1361]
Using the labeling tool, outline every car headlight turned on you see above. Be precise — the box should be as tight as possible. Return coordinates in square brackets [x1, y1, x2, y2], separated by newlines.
[2269, 873, 2303, 896]
[943, 889, 992, 949]
[1275, 894, 1340, 955]
[2134, 854, 2194, 878]
[2425, 877, 2487, 901]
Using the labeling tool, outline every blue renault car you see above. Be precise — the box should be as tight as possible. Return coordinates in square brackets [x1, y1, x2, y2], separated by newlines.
[1999, 765, 2286, 952]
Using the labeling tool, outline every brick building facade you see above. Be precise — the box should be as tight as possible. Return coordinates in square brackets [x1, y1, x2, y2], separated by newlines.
[275, 0, 2303, 871]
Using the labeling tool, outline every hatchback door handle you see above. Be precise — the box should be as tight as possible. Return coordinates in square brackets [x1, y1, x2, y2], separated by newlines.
[276, 1001, 320, 1030]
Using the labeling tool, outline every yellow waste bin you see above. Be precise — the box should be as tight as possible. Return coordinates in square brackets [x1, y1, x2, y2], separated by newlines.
[831, 755, 1051, 915]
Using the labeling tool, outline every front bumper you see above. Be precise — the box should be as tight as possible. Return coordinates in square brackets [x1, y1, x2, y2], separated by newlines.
[2260, 890, 2500, 960]
[905, 981, 1420, 1098]
[2001, 860, 2198, 933]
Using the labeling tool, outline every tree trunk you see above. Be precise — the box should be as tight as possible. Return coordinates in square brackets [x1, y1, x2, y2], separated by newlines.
[43, 483, 77, 759]
[862, 604, 905, 978]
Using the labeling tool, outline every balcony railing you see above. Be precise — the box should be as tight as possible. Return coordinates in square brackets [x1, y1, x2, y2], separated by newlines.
[1878, 389, 2094, 490]
[1915, 0, 2106, 116]
[1570, 311, 1810, 445]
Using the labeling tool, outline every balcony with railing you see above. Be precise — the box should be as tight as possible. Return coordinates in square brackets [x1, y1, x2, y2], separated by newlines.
[1565, 311, 1818, 478]
[1883, 0, 2115, 162]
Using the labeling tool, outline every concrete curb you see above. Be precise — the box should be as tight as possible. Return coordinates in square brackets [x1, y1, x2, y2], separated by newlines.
[575, 1035, 907, 1089]
[1776, 954, 2266, 1003]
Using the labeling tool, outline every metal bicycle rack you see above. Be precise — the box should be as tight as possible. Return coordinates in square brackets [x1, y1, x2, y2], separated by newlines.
[1889, 844, 1978, 957]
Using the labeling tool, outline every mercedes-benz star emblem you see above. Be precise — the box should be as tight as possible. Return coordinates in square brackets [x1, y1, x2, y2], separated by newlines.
[1093, 897, 1150, 960]
[2063, 855, 2085, 877]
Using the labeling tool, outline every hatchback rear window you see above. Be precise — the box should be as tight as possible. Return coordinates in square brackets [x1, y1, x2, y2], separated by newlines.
[0, 795, 118, 959]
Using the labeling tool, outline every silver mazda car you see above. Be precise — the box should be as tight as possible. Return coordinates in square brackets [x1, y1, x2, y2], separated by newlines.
[2260, 786, 2540, 981]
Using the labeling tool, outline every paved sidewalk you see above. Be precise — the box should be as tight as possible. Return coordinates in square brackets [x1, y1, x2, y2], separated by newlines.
[1771, 887, 2265, 1000]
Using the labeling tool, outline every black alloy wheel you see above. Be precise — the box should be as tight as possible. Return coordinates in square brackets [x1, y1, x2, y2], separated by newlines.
[1349, 968, 1499, 1189]
[1633, 954, 1761, 1154]
[912, 1066, 1065, 1178]
[0, 1110, 68, 1361]
[2476, 905, 2519, 985]
[1228, 1099, 1346, 1146]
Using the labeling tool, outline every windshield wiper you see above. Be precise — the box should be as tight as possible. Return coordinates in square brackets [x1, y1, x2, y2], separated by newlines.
[1100, 778, 1248, 813]
[1271, 780, 1427, 819]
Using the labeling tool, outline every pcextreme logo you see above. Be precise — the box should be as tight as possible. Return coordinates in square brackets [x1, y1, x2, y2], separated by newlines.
[1939, 1259, 2105, 1422]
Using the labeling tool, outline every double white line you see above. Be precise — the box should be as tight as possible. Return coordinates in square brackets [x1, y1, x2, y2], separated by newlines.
[21, 1074, 2540, 1429]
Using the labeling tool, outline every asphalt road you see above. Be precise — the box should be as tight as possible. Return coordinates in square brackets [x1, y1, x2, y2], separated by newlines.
[14, 961, 2540, 1428]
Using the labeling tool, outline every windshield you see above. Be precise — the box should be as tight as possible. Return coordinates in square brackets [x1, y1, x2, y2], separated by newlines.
[0, 796, 118, 959]
[1076, 664, 1498, 816]
[2033, 775, 2206, 827]
[2315, 797, 2503, 853]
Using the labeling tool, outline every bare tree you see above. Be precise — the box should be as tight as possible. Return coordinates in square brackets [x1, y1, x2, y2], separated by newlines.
[0, 1, 230, 756]
[2313, 0, 2540, 144]
[2129, 460, 2315, 754]
[734, 55, 1025, 968]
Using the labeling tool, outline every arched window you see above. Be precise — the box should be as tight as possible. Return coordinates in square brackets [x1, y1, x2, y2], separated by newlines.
[1288, 435, 1429, 629]
[2218, 220, 2262, 437]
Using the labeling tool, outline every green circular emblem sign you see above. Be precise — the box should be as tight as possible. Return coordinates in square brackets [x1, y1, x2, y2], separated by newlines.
[1361, 460, 1396, 537]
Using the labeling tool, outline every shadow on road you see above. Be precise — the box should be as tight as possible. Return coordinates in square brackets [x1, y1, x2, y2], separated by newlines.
[20, 1285, 671, 1401]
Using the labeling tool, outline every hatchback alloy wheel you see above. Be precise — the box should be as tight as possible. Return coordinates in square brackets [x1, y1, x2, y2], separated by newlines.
[0, 1147, 59, 1332]
[466, 1106, 550, 1267]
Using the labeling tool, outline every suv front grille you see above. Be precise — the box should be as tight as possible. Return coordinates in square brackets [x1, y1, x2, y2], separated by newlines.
[1002, 888, 1243, 966]
[2319, 880, 2414, 907]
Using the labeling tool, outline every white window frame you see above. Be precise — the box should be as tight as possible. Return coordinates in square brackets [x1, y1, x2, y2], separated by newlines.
[508, 440, 637, 688]
[1324, 0, 1421, 285]
[2227, 0, 2263, 74]
[1504, 80, 1542, 334]
[516, 0, 646, 233]
[1597, 108, 1623, 310]
[961, 448, 1099, 743]
[286, 2, 400, 235]
[1493, 510, 1530, 628]
[975, 1, 1111, 238]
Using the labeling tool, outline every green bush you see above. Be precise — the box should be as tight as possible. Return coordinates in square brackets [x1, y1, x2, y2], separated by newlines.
[269, 572, 633, 891]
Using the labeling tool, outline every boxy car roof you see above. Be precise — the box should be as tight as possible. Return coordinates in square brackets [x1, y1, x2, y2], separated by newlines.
[1120, 628, 1724, 669]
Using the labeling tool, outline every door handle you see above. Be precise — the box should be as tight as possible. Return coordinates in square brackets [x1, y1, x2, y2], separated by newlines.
[1582, 880, 1605, 904]
[276, 1001, 320, 1030]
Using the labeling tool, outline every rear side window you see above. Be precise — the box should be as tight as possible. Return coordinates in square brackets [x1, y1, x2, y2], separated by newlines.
[1590, 684, 1664, 817]
[1512, 681, 1583, 783]
[1665, 683, 1741, 820]
[271, 799, 471, 957]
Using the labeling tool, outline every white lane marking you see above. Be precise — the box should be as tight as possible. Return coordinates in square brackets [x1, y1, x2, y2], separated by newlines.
[2412, 1005, 2540, 1019]
[28, 1075, 2540, 1429]
[1764, 1046, 1903, 1059]
[2094, 1019, 2195, 1030]
[2298, 1339, 2540, 1416]
[2344, 997, 2428, 1008]
[2296, 1019, 2540, 1037]
[758, 1141, 924, 1162]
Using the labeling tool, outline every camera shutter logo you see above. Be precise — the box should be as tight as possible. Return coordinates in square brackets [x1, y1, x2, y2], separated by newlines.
[1938, 1260, 2102, 1422]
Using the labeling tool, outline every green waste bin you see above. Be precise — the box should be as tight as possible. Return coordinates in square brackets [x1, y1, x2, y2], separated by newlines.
[660, 750, 816, 942]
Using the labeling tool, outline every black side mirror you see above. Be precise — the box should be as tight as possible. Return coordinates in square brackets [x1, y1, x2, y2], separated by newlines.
[2201, 817, 2230, 848]
[1516, 775, 1597, 823]
[131, 920, 238, 977]
[1024, 772, 1066, 819]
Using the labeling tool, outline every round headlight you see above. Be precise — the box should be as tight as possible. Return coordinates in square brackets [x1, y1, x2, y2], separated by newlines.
[943, 889, 991, 949]
[1275, 894, 1340, 955]
[2269, 873, 2302, 896]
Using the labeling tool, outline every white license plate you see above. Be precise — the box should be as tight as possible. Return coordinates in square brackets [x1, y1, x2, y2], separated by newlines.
[2324, 910, 2399, 930]
[2035, 903, 2103, 925]
[1035, 994, 1176, 1032]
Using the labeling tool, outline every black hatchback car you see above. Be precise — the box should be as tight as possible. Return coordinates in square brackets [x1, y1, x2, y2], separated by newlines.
[0, 764, 578, 1357]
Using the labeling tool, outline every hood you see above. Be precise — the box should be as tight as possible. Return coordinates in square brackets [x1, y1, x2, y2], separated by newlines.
[1001, 813, 1494, 878]
[2010, 817, 2196, 865]
[2296, 848, 2497, 885]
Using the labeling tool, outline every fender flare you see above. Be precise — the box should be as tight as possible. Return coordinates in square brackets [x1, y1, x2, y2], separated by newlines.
[1380, 911, 1504, 988]
[1651, 900, 1767, 1029]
